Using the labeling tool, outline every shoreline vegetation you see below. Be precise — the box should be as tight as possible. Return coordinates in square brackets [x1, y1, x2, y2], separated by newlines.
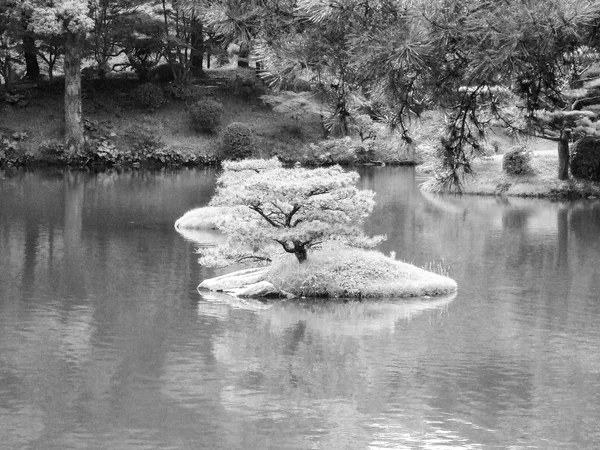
[420, 150, 600, 199]
[177, 206, 458, 300]
[5, 68, 599, 200]
[0, 67, 416, 170]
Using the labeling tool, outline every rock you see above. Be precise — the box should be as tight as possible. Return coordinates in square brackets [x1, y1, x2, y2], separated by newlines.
[198, 267, 268, 291]
[11, 131, 27, 140]
[235, 281, 281, 298]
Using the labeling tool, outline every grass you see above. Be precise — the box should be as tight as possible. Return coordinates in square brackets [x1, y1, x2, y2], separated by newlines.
[421, 149, 600, 198]
[265, 244, 457, 298]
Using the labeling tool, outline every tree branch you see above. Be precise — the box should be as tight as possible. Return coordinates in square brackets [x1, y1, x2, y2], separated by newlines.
[250, 204, 283, 227]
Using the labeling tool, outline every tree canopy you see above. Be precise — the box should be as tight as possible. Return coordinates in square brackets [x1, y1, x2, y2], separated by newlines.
[200, 159, 384, 266]
[2, 0, 600, 178]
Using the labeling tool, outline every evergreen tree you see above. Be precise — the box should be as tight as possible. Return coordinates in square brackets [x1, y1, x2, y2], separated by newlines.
[200, 159, 384, 266]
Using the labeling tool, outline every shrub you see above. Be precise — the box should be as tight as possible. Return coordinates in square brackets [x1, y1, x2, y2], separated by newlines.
[84, 139, 120, 165]
[301, 137, 357, 165]
[190, 99, 223, 133]
[39, 140, 66, 163]
[570, 136, 600, 181]
[228, 69, 266, 98]
[502, 145, 533, 175]
[222, 122, 254, 159]
[0, 134, 22, 165]
[132, 83, 165, 109]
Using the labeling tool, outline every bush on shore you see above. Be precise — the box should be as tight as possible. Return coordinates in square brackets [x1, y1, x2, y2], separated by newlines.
[570, 136, 600, 181]
[132, 82, 166, 109]
[221, 122, 254, 160]
[502, 145, 533, 175]
[189, 99, 224, 133]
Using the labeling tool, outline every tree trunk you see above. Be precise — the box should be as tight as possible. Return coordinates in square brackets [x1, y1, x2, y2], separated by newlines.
[2, 61, 13, 93]
[23, 34, 40, 80]
[558, 129, 571, 180]
[48, 60, 55, 81]
[294, 245, 307, 263]
[190, 19, 204, 75]
[237, 41, 249, 68]
[64, 32, 85, 156]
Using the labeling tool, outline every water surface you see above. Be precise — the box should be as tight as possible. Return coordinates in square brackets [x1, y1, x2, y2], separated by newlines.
[1, 166, 599, 449]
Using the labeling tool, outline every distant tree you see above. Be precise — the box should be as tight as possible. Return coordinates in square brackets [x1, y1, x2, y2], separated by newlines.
[0, 2, 22, 92]
[202, 159, 383, 266]
[29, 0, 93, 155]
[200, 0, 265, 68]
[88, 0, 147, 79]
[424, 0, 600, 188]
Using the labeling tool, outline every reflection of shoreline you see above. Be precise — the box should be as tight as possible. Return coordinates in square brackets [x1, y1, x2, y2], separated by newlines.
[420, 191, 469, 215]
[197, 291, 456, 334]
[264, 294, 455, 336]
[420, 191, 600, 237]
[197, 290, 274, 319]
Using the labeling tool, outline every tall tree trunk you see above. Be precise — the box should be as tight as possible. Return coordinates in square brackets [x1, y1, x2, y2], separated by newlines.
[190, 19, 204, 75]
[64, 32, 85, 156]
[2, 61, 13, 93]
[237, 41, 249, 68]
[23, 34, 40, 80]
[558, 129, 571, 180]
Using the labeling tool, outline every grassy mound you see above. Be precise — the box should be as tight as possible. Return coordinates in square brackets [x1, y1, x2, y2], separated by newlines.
[266, 246, 457, 298]
[421, 150, 600, 198]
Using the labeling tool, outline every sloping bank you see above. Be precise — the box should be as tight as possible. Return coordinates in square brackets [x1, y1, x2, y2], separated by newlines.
[420, 151, 600, 198]
[176, 207, 457, 299]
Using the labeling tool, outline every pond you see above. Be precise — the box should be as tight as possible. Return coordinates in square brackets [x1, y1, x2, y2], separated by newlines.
[1, 166, 599, 449]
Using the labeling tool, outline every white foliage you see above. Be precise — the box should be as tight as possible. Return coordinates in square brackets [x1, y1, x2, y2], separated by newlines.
[200, 159, 385, 265]
[29, 0, 93, 36]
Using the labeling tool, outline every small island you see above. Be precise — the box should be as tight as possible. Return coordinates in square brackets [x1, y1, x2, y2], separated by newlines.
[176, 159, 457, 300]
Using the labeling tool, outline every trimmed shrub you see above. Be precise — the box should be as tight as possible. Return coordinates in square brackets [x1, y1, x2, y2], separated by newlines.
[190, 99, 223, 133]
[570, 136, 600, 181]
[301, 137, 357, 165]
[222, 122, 254, 159]
[502, 145, 533, 175]
[132, 83, 165, 109]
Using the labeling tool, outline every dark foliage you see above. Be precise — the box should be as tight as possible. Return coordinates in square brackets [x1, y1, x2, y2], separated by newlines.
[221, 122, 254, 159]
[190, 99, 224, 133]
[132, 83, 166, 109]
[571, 136, 600, 181]
[502, 146, 533, 175]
